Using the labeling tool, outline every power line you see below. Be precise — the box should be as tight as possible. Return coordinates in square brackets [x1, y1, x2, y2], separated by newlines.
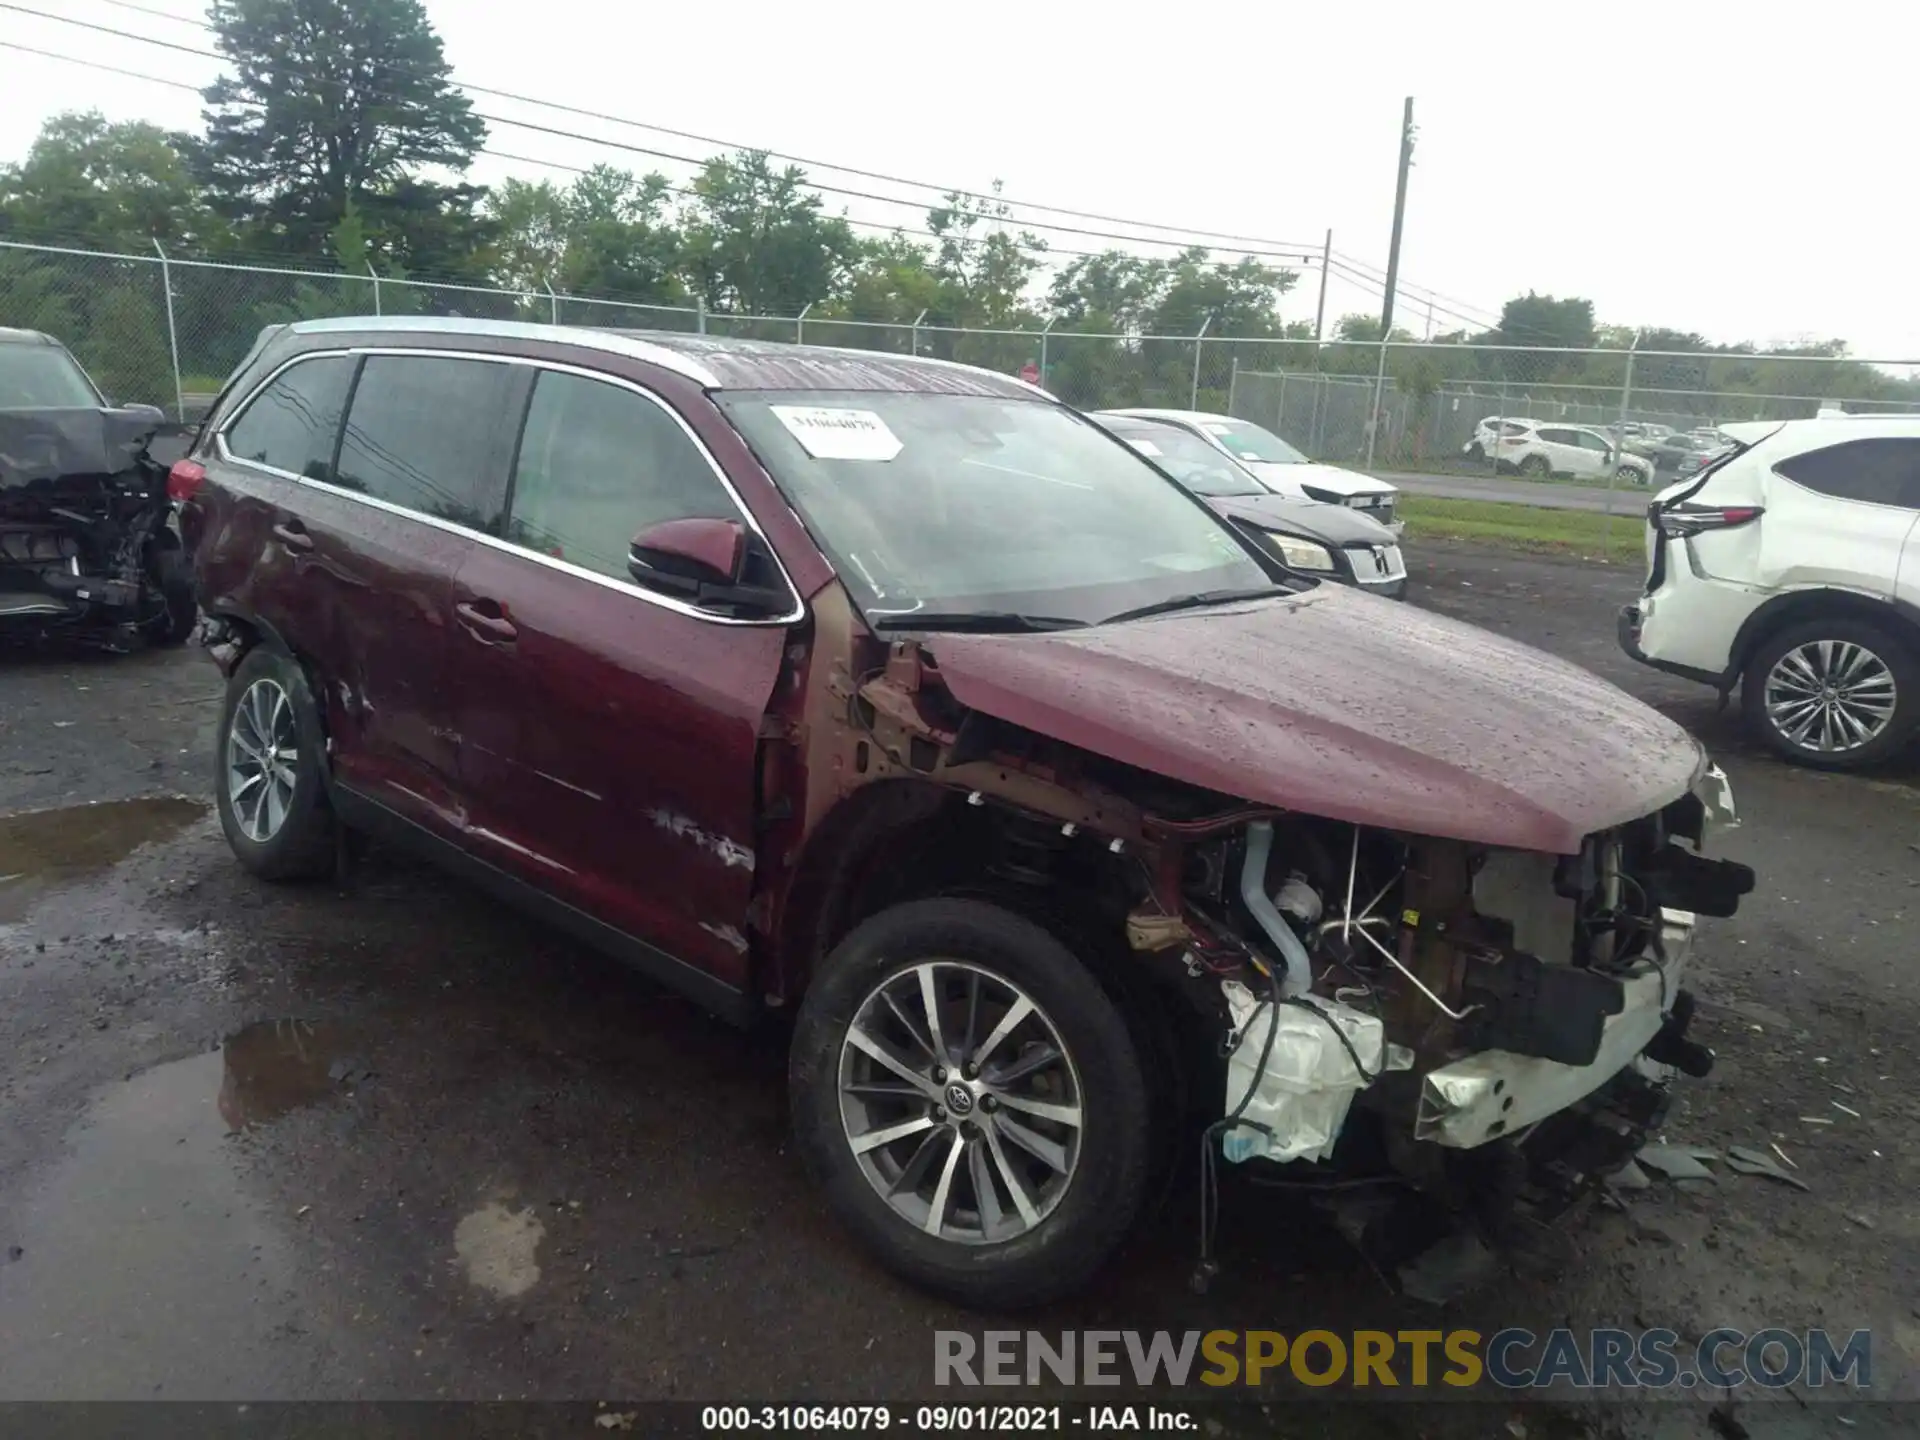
[81, 0, 1332, 254]
[24, 3, 1329, 264]
[0, 40, 1155, 267]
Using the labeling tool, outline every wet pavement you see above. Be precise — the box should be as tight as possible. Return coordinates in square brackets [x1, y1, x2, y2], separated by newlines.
[0, 549, 1915, 1431]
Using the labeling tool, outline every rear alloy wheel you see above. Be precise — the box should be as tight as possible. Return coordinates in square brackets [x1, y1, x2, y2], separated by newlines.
[790, 899, 1150, 1309]
[1743, 620, 1915, 769]
[215, 645, 337, 878]
[1518, 455, 1551, 477]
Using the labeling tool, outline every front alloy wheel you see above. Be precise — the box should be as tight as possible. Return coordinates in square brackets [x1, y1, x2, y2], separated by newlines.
[790, 898, 1150, 1309]
[840, 961, 1082, 1244]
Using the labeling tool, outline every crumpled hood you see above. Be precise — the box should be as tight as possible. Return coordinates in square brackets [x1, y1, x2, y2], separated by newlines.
[1247, 460, 1396, 498]
[926, 586, 1703, 853]
[1206, 493, 1397, 546]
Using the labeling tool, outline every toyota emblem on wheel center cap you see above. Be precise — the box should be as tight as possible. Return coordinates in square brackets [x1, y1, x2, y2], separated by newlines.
[945, 1083, 974, 1115]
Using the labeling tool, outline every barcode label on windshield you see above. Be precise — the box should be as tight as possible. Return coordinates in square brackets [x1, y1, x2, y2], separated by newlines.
[771, 406, 903, 462]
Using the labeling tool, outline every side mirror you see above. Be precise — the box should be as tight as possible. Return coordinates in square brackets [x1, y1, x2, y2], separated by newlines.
[627, 517, 788, 616]
[119, 402, 168, 423]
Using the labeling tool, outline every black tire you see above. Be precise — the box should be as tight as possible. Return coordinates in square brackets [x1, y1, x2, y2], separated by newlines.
[1464, 442, 1485, 462]
[214, 645, 337, 879]
[141, 531, 197, 646]
[1518, 455, 1551, 478]
[1742, 618, 1917, 770]
[789, 898, 1152, 1309]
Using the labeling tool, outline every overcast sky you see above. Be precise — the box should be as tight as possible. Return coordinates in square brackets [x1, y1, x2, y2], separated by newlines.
[5, 0, 1916, 356]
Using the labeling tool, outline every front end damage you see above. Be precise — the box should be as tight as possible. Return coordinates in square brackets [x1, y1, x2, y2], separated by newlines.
[0, 408, 193, 648]
[767, 617, 1752, 1288]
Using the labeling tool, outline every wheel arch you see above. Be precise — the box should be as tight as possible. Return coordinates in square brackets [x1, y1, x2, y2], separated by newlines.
[1727, 588, 1920, 687]
[207, 604, 337, 776]
[768, 778, 1138, 1006]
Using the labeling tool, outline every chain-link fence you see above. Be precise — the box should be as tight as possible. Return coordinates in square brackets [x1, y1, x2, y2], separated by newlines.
[6, 239, 1918, 466]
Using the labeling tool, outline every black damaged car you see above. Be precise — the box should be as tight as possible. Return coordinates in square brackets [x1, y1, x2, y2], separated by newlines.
[0, 327, 196, 649]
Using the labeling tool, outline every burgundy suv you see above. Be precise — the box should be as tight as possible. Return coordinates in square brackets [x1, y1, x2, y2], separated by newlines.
[178, 318, 1750, 1308]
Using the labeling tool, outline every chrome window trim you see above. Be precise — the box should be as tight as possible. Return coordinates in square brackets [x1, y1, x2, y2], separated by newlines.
[282, 315, 721, 387]
[212, 345, 807, 629]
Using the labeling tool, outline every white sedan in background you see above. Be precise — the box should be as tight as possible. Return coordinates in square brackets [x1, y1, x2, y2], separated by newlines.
[1098, 408, 1402, 533]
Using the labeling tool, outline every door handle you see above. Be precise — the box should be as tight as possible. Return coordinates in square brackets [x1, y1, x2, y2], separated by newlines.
[455, 600, 517, 643]
[271, 521, 313, 553]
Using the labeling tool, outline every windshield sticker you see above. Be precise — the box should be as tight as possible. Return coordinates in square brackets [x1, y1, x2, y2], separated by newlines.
[1200, 422, 1238, 436]
[1238, 450, 1262, 461]
[770, 406, 903, 461]
[1125, 438, 1163, 457]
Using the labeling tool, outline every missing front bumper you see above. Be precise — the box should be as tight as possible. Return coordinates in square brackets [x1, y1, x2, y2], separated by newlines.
[1415, 908, 1696, 1149]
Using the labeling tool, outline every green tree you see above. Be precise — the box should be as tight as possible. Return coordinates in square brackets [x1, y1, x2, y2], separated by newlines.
[251, 207, 418, 326]
[813, 233, 943, 351]
[926, 183, 1044, 331]
[488, 166, 684, 305]
[84, 283, 176, 407]
[0, 111, 222, 251]
[1486, 292, 1597, 350]
[196, 0, 489, 271]
[679, 151, 857, 318]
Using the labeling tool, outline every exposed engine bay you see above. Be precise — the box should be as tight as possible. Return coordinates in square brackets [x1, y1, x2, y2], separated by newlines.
[796, 627, 1754, 1288]
[0, 407, 195, 649]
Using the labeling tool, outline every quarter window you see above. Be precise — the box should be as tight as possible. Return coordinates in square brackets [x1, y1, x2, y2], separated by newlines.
[222, 355, 355, 481]
[506, 370, 746, 582]
[1774, 439, 1920, 508]
[335, 356, 513, 533]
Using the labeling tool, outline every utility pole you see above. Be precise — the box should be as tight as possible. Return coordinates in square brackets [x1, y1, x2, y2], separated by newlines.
[1366, 99, 1416, 470]
[1312, 228, 1332, 347]
[1379, 97, 1415, 337]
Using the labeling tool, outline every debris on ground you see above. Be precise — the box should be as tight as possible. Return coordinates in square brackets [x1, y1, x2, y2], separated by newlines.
[1607, 1159, 1652, 1192]
[1725, 1145, 1813, 1191]
[1397, 1231, 1497, 1306]
[1636, 1144, 1719, 1182]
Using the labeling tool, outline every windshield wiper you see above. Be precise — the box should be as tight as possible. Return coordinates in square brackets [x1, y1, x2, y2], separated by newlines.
[1102, 585, 1292, 625]
[868, 611, 1087, 634]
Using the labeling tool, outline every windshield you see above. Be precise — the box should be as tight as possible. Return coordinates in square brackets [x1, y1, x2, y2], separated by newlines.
[719, 390, 1272, 625]
[0, 342, 103, 408]
[1188, 416, 1309, 465]
[1097, 419, 1267, 497]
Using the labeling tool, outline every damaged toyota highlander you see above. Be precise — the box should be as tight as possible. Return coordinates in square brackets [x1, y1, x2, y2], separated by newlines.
[177, 319, 1753, 1309]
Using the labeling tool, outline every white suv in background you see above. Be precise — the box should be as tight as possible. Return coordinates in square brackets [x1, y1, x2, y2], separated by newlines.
[1620, 416, 1920, 768]
[1484, 419, 1655, 484]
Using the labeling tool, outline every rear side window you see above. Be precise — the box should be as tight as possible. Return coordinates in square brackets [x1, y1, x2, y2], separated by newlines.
[506, 370, 745, 582]
[336, 356, 513, 533]
[1537, 428, 1576, 444]
[1773, 438, 1920, 509]
[223, 355, 354, 480]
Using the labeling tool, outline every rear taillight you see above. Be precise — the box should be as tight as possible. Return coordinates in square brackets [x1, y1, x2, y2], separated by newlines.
[167, 459, 206, 502]
[1656, 505, 1763, 536]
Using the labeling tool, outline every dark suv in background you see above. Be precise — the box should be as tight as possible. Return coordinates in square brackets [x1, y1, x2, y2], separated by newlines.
[175, 317, 1745, 1308]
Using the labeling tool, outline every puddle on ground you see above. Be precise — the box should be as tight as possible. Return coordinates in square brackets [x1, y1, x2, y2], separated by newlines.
[0, 795, 207, 922]
[218, 1018, 363, 1130]
[0, 1018, 354, 1398]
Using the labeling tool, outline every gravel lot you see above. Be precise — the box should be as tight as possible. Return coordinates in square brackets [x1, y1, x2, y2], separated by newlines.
[1, 544, 1915, 1433]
